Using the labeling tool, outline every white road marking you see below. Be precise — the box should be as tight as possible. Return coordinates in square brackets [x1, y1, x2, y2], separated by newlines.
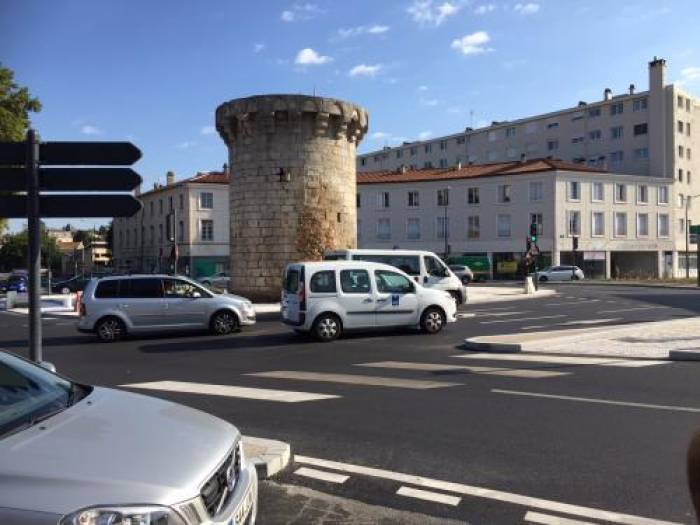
[524, 510, 596, 525]
[246, 371, 461, 389]
[356, 361, 569, 379]
[294, 455, 680, 525]
[556, 318, 620, 326]
[471, 306, 521, 312]
[121, 380, 339, 402]
[479, 314, 567, 325]
[397, 486, 461, 506]
[492, 389, 700, 413]
[475, 311, 526, 317]
[598, 306, 665, 314]
[455, 353, 667, 368]
[294, 467, 349, 484]
[455, 312, 476, 319]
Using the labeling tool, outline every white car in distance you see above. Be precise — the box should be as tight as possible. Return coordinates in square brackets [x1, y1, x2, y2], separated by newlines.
[537, 265, 585, 282]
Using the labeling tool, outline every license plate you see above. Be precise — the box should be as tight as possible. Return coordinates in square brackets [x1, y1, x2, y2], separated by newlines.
[230, 484, 254, 525]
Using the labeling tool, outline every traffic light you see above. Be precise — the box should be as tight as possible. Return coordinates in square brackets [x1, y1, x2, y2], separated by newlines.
[529, 223, 538, 243]
[572, 236, 579, 251]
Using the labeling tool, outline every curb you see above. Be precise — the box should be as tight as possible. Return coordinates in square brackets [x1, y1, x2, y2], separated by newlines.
[462, 338, 521, 353]
[242, 436, 291, 479]
[549, 281, 700, 290]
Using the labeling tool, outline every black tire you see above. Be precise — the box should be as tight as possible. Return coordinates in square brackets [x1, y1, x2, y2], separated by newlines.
[539, 276, 548, 282]
[210, 310, 239, 335]
[95, 316, 126, 343]
[312, 313, 342, 342]
[420, 307, 446, 334]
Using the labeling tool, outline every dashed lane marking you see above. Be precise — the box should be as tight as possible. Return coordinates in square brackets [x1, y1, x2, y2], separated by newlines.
[455, 354, 668, 368]
[121, 380, 340, 402]
[246, 371, 461, 389]
[479, 315, 567, 325]
[294, 455, 681, 525]
[396, 486, 461, 506]
[492, 389, 700, 413]
[524, 510, 597, 525]
[356, 361, 570, 379]
[294, 467, 349, 484]
[598, 306, 666, 314]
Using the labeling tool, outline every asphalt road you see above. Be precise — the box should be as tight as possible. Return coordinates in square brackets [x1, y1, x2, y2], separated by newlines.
[2, 283, 700, 524]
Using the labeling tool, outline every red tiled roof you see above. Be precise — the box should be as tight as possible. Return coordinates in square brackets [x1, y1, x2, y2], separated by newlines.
[189, 171, 229, 184]
[357, 158, 605, 185]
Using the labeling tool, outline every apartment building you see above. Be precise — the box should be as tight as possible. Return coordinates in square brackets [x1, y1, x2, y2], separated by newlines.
[358, 58, 699, 237]
[112, 169, 230, 278]
[357, 159, 696, 279]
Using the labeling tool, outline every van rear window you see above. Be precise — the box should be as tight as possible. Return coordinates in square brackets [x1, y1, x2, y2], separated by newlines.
[310, 271, 336, 293]
[283, 269, 300, 293]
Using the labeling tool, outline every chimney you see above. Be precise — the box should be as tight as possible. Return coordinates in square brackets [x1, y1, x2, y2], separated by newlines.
[629, 83, 635, 95]
[166, 171, 175, 186]
[222, 163, 229, 175]
[649, 56, 666, 94]
[604, 88, 612, 101]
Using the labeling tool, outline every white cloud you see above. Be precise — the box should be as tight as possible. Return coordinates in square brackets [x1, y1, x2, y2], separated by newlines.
[337, 24, 390, 38]
[474, 3, 496, 14]
[407, 0, 462, 27]
[281, 3, 322, 22]
[176, 141, 197, 149]
[420, 98, 439, 106]
[514, 2, 540, 14]
[253, 43, 265, 53]
[369, 131, 407, 144]
[281, 10, 295, 21]
[200, 126, 216, 135]
[295, 48, 333, 65]
[80, 125, 102, 135]
[349, 63, 382, 77]
[371, 131, 391, 140]
[681, 66, 700, 82]
[451, 31, 492, 55]
[417, 85, 429, 91]
[418, 130, 432, 140]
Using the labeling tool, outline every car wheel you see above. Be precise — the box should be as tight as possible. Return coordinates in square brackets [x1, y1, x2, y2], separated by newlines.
[313, 313, 342, 342]
[539, 276, 548, 282]
[210, 310, 239, 335]
[95, 317, 126, 343]
[60, 286, 71, 295]
[420, 307, 446, 334]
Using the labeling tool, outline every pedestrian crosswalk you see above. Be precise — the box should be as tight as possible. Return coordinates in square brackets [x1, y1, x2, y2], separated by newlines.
[453, 353, 669, 368]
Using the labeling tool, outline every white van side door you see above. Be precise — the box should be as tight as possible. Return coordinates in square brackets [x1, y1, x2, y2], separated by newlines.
[338, 268, 375, 328]
[373, 269, 419, 326]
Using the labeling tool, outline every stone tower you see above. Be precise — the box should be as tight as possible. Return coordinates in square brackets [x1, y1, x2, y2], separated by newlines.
[215, 94, 369, 301]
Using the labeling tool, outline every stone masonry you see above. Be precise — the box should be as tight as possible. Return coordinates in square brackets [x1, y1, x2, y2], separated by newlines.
[216, 95, 369, 301]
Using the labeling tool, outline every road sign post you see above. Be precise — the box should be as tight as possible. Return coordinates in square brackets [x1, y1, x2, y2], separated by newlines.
[26, 130, 42, 363]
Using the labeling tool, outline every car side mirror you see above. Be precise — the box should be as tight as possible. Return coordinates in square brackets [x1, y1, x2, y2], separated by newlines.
[39, 361, 57, 373]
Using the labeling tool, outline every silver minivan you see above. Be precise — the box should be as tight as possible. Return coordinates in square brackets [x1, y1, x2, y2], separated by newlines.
[77, 275, 256, 342]
[0, 350, 258, 525]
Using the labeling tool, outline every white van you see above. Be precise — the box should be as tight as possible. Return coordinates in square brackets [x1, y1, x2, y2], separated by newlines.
[324, 249, 467, 305]
[281, 261, 457, 341]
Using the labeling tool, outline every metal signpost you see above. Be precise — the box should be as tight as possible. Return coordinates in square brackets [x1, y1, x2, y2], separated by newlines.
[691, 224, 700, 287]
[0, 130, 142, 363]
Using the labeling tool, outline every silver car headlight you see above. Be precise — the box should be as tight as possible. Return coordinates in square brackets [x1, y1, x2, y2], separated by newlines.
[60, 505, 186, 525]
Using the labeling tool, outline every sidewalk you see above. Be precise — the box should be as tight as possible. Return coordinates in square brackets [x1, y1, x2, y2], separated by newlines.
[466, 285, 555, 304]
[464, 317, 700, 360]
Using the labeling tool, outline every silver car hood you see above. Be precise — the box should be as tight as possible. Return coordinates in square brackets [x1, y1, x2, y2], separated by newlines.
[0, 387, 237, 515]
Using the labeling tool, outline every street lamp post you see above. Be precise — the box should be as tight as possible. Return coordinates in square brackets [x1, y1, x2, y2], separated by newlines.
[685, 194, 700, 279]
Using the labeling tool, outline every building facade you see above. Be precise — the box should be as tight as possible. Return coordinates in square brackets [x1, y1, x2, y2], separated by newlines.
[358, 58, 699, 238]
[357, 159, 696, 279]
[112, 170, 230, 278]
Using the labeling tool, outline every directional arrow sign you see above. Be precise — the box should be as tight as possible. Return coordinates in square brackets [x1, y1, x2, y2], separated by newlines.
[0, 167, 142, 192]
[0, 141, 141, 166]
[0, 195, 142, 218]
[0, 142, 25, 165]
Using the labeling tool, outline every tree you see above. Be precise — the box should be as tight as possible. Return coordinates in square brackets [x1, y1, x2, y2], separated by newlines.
[0, 228, 61, 272]
[0, 63, 42, 234]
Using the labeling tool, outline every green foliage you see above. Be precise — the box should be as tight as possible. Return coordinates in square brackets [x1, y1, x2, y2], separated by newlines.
[0, 228, 61, 272]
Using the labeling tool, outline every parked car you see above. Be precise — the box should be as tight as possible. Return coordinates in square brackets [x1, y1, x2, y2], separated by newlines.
[324, 249, 467, 305]
[281, 261, 457, 341]
[448, 264, 474, 285]
[6, 275, 28, 293]
[537, 265, 585, 281]
[77, 274, 256, 342]
[198, 271, 231, 292]
[52, 276, 90, 295]
[0, 350, 258, 525]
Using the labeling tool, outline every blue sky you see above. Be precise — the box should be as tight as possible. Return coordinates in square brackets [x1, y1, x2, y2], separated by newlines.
[2, 0, 699, 231]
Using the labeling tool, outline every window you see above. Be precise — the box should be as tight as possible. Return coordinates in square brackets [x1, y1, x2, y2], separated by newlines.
[377, 192, 390, 209]
[200, 192, 213, 209]
[488, 131, 497, 142]
[687, 99, 691, 112]
[614, 212, 627, 237]
[178, 220, 184, 242]
[149, 225, 154, 244]
[530, 213, 543, 235]
[610, 150, 624, 167]
[567, 181, 580, 201]
[440, 140, 447, 150]
[689, 172, 692, 184]
[588, 107, 601, 118]
[547, 139, 559, 151]
[610, 102, 623, 115]
[377, 218, 391, 240]
[424, 143, 432, 153]
[436, 216, 449, 239]
[547, 122, 559, 129]
[658, 213, 669, 237]
[201, 220, 213, 241]
[407, 218, 421, 240]
[423, 161, 433, 168]
[637, 213, 649, 237]
[610, 126, 624, 140]
[310, 271, 337, 293]
[678, 120, 684, 133]
[634, 147, 649, 159]
[159, 199, 163, 214]
[467, 216, 480, 239]
[498, 185, 511, 203]
[95, 279, 120, 298]
[340, 269, 371, 294]
[158, 224, 163, 243]
[679, 145, 684, 158]
[529, 181, 543, 201]
[123, 278, 163, 299]
[679, 168, 684, 182]
[407, 191, 419, 207]
[678, 95, 684, 108]
[410, 146, 417, 156]
[439, 158, 448, 168]
[375, 270, 414, 294]
[678, 193, 685, 208]
[356, 193, 361, 208]
[437, 188, 449, 206]
[571, 112, 584, 122]
[589, 129, 602, 141]
[592, 182, 604, 202]
[615, 183, 627, 202]
[680, 218, 686, 233]
[637, 185, 648, 204]
[658, 185, 669, 204]
[571, 136, 584, 144]
[150, 201, 154, 216]
[168, 196, 173, 211]
[633, 123, 648, 136]
[456, 136, 466, 145]
[179, 194, 184, 209]
[688, 123, 692, 136]
[633, 98, 647, 111]
[467, 187, 480, 205]
[505, 127, 516, 137]
[687, 148, 692, 160]
[396, 149, 402, 159]
[163, 279, 208, 299]
[592, 212, 605, 237]
[497, 214, 511, 237]
[567, 211, 581, 236]
[361, 158, 367, 166]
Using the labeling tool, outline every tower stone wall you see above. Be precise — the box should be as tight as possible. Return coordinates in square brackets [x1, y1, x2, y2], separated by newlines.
[215, 94, 369, 301]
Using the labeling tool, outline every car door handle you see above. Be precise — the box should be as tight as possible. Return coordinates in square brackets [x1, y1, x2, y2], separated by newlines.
[376, 298, 388, 303]
[362, 298, 374, 303]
